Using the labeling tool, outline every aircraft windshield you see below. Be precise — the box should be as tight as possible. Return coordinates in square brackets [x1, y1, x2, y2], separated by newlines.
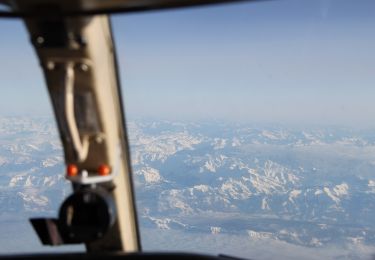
[0, 20, 84, 253]
[0, 0, 375, 258]
[113, 0, 375, 259]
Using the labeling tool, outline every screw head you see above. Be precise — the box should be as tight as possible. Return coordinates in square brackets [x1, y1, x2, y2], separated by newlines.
[35, 36, 45, 45]
[46, 61, 55, 71]
[79, 63, 89, 72]
[95, 135, 103, 143]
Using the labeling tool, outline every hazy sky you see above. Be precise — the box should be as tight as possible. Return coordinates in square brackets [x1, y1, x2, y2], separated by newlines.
[0, 0, 375, 126]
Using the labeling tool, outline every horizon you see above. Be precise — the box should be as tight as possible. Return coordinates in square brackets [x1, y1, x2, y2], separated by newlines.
[2, 114, 375, 132]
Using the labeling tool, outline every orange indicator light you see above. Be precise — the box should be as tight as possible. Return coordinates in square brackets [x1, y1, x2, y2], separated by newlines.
[67, 164, 78, 177]
[98, 164, 111, 176]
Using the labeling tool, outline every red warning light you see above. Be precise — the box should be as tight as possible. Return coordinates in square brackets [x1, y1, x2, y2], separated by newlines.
[67, 164, 78, 177]
[98, 164, 111, 176]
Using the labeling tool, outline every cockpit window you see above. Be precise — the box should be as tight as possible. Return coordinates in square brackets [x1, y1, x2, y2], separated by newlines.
[0, 20, 84, 253]
[1, 0, 375, 257]
[114, 0, 375, 258]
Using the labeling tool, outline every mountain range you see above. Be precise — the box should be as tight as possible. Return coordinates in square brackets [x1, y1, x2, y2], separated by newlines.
[1, 117, 375, 259]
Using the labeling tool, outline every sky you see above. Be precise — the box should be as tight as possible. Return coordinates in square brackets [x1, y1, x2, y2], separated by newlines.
[0, 0, 375, 126]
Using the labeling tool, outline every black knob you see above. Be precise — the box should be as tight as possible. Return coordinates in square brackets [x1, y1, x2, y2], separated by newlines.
[58, 187, 116, 243]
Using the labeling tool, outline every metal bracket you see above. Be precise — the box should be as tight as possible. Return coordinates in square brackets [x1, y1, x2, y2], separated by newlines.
[66, 144, 121, 185]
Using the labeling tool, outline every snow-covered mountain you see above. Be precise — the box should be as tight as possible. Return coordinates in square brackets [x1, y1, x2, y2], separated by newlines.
[128, 120, 375, 252]
[0, 117, 71, 216]
[1, 117, 375, 258]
